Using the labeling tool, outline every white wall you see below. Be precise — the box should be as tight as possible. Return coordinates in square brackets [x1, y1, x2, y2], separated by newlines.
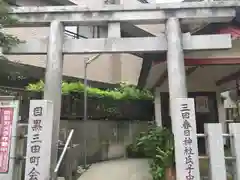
[159, 68, 216, 92]
[151, 64, 240, 93]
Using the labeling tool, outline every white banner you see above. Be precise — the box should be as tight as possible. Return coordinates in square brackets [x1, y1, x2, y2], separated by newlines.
[25, 100, 54, 180]
[173, 98, 200, 180]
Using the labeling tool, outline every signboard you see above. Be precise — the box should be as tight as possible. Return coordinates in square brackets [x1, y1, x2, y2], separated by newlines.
[195, 96, 209, 113]
[0, 98, 19, 180]
[25, 100, 54, 180]
[173, 98, 200, 180]
[0, 107, 14, 173]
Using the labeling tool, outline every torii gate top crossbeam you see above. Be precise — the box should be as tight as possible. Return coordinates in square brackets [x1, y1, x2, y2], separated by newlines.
[8, 1, 239, 27]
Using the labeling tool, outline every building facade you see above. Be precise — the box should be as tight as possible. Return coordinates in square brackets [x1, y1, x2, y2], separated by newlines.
[5, 0, 156, 86]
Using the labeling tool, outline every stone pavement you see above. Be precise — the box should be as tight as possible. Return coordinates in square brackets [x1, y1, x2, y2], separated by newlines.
[78, 158, 152, 180]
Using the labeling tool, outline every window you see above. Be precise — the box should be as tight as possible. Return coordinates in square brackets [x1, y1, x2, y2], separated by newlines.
[64, 25, 106, 39]
[64, 26, 88, 39]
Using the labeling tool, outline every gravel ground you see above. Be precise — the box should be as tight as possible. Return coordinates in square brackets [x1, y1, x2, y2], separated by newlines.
[78, 158, 152, 180]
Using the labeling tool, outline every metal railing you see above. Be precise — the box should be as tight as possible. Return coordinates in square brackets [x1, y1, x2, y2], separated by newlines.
[64, 30, 88, 39]
[196, 133, 236, 161]
[53, 129, 75, 177]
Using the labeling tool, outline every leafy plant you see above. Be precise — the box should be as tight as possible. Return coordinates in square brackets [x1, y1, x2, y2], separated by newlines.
[26, 80, 44, 92]
[26, 81, 153, 100]
[126, 143, 146, 158]
[150, 161, 165, 180]
[126, 126, 175, 180]
[0, 0, 21, 51]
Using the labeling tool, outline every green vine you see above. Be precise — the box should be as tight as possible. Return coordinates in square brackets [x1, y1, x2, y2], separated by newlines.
[26, 80, 153, 100]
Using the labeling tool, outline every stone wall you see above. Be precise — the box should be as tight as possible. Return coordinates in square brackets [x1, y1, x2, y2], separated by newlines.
[60, 120, 149, 164]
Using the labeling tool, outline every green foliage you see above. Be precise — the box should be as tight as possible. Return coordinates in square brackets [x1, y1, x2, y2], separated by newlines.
[126, 143, 146, 158]
[0, 0, 21, 51]
[126, 126, 174, 180]
[26, 80, 153, 100]
[150, 161, 165, 180]
[26, 80, 44, 92]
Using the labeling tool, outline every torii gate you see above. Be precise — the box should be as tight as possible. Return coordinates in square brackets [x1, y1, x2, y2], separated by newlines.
[3, 1, 240, 180]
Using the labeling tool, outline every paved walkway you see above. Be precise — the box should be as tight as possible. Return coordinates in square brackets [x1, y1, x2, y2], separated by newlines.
[78, 159, 152, 180]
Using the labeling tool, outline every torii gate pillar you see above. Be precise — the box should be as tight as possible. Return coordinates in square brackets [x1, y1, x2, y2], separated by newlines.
[43, 20, 64, 178]
[166, 17, 188, 125]
[166, 17, 201, 180]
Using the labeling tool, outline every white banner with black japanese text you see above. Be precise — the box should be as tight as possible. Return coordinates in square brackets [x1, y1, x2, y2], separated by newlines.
[173, 98, 200, 180]
[25, 100, 54, 180]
